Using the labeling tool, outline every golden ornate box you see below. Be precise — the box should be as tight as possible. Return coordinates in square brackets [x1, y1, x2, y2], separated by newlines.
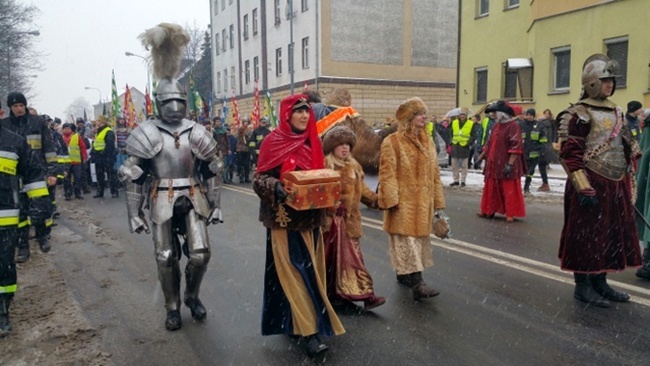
[282, 169, 341, 210]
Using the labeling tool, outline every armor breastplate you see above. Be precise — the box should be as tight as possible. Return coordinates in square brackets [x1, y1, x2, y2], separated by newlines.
[584, 108, 626, 180]
[151, 130, 197, 178]
[147, 120, 209, 224]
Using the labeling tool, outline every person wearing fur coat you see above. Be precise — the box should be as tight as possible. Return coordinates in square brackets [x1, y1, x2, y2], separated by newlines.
[322, 125, 386, 310]
[378, 97, 446, 300]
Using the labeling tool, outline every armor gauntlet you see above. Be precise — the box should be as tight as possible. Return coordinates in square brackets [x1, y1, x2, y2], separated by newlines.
[125, 183, 150, 234]
[205, 158, 224, 224]
[569, 169, 593, 191]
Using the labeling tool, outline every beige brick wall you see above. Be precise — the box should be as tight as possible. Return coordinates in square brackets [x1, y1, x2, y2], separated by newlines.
[224, 81, 456, 127]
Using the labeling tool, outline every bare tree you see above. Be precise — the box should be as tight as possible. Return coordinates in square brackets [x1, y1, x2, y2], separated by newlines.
[184, 20, 204, 69]
[64, 97, 91, 123]
[0, 0, 44, 103]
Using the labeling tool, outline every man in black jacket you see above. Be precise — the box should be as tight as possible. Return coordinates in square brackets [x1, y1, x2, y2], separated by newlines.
[0, 123, 52, 337]
[0, 92, 58, 262]
[91, 115, 118, 198]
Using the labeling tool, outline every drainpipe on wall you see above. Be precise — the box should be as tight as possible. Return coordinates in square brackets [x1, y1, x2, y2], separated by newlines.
[315, 0, 320, 91]
[455, 0, 462, 107]
[237, 0, 243, 95]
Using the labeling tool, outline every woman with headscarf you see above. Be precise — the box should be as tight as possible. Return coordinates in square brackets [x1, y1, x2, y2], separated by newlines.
[253, 94, 344, 358]
[378, 97, 446, 300]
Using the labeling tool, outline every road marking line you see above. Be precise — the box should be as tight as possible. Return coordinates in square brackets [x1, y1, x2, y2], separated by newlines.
[226, 185, 650, 306]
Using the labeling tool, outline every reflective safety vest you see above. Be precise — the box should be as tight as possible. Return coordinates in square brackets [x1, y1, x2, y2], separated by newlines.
[93, 127, 112, 151]
[68, 134, 82, 163]
[0, 150, 19, 176]
[451, 119, 473, 147]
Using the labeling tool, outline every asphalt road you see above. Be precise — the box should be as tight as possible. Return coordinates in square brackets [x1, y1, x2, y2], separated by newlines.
[51, 181, 650, 366]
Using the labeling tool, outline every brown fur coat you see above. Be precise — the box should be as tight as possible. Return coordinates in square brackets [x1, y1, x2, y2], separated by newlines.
[378, 126, 445, 237]
[323, 156, 378, 239]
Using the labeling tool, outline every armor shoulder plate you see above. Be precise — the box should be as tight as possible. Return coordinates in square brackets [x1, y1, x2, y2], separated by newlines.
[125, 121, 163, 159]
[190, 124, 217, 160]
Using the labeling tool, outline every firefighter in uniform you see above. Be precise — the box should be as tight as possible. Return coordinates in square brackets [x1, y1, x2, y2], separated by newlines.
[248, 117, 271, 169]
[0, 92, 58, 262]
[45, 115, 70, 218]
[119, 23, 223, 330]
[0, 119, 52, 337]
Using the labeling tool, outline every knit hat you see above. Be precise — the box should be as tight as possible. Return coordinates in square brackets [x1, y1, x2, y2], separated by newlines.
[627, 100, 642, 114]
[525, 108, 536, 116]
[395, 97, 428, 123]
[7, 92, 27, 107]
[96, 115, 109, 124]
[322, 125, 356, 155]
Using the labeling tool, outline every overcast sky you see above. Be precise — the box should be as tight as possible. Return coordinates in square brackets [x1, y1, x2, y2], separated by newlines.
[27, 0, 210, 118]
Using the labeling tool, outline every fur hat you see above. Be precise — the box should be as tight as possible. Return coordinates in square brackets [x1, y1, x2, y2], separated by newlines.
[96, 115, 109, 124]
[525, 108, 536, 116]
[7, 92, 27, 107]
[325, 88, 351, 107]
[322, 125, 356, 155]
[395, 97, 428, 122]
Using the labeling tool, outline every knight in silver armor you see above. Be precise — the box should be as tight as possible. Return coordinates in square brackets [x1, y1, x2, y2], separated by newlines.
[118, 23, 223, 331]
[556, 53, 642, 308]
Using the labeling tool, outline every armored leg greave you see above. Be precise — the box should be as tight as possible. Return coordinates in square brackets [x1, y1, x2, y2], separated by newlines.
[183, 211, 210, 300]
[153, 221, 181, 312]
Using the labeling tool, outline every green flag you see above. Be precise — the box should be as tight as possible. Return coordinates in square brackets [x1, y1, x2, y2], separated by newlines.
[110, 70, 121, 126]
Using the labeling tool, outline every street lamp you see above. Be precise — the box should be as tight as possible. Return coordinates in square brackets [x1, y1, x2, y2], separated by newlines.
[125, 51, 151, 92]
[6, 30, 40, 91]
[84, 86, 102, 103]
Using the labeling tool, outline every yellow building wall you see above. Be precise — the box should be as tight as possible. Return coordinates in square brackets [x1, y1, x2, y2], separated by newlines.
[459, 0, 650, 117]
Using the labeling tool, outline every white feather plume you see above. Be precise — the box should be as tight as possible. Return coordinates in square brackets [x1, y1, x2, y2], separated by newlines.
[138, 23, 190, 80]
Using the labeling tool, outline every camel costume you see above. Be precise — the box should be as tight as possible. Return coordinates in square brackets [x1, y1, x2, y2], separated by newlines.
[378, 97, 446, 300]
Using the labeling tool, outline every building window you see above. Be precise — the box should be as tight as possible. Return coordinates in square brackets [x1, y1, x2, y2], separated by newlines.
[274, 0, 281, 25]
[475, 67, 488, 103]
[217, 72, 221, 92]
[215, 36, 220, 55]
[478, 0, 489, 16]
[245, 60, 251, 84]
[221, 29, 226, 52]
[276, 48, 282, 76]
[605, 37, 628, 87]
[254, 56, 260, 82]
[504, 69, 517, 99]
[243, 14, 249, 40]
[229, 24, 234, 49]
[302, 0, 309, 12]
[552, 47, 571, 91]
[224, 69, 228, 91]
[302, 37, 309, 69]
[506, 0, 519, 8]
[253, 8, 258, 35]
[229, 0, 233, 4]
[221, 0, 225, 11]
[503, 59, 533, 100]
[214, 0, 219, 15]
[231, 66, 236, 89]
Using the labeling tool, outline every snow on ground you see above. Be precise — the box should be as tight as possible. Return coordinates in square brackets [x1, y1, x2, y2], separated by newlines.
[365, 164, 567, 202]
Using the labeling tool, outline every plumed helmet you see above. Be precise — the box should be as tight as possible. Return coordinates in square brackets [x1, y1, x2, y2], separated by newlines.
[76, 117, 85, 123]
[154, 77, 186, 104]
[322, 125, 356, 155]
[581, 53, 618, 99]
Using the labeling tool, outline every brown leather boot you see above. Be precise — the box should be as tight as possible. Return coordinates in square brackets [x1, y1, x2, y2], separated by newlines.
[396, 273, 412, 287]
[411, 272, 440, 300]
[537, 183, 550, 192]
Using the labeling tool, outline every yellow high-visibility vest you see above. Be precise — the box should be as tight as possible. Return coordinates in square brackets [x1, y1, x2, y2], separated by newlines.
[93, 127, 112, 151]
[451, 119, 473, 147]
[68, 134, 82, 163]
